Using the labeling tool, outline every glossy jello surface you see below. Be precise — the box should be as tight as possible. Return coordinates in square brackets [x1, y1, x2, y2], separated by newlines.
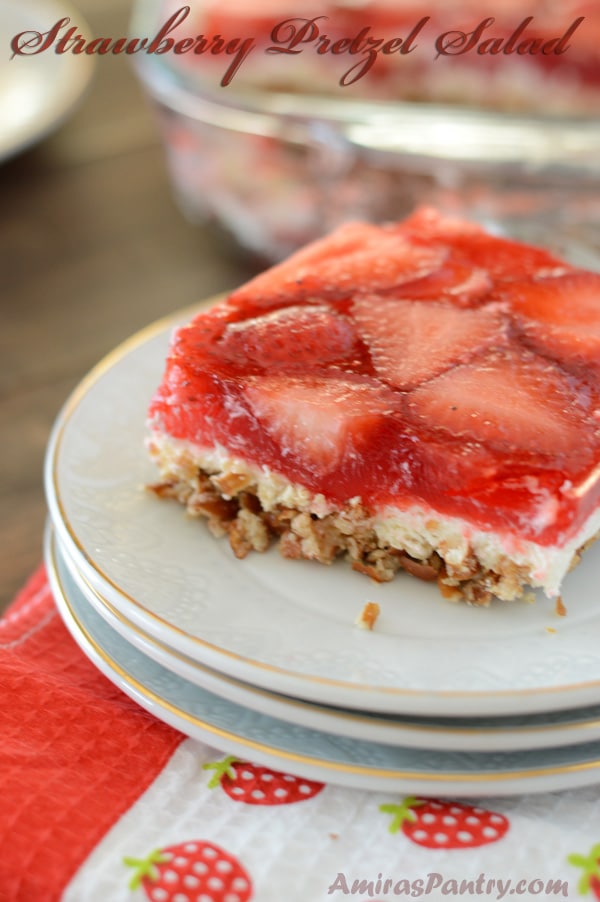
[148, 208, 600, 546]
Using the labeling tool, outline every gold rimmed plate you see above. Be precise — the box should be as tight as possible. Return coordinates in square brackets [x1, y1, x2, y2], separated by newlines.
[44, 301, 600, 717]
[52, 524, 600, 754]
[45, 522, 600, 796]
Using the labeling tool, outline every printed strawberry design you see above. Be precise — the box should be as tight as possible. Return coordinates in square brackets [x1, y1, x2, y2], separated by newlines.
[379, 796, 509, 849]
[567, 843, 600, 898]
[203, 755, 324, 805]
[124, 840, 252, 901]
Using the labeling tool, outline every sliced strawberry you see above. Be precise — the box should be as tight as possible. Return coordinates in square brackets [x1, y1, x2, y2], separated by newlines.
[506, 272, 600, 364]
[380, 797, 509, 850]
[392, 262, 492, 307]
[243, 374, 397, 472]
[231, 222, 381, 300]
[218, 304, 355, 370]
[204, 756, 325, 804]
[398, 206, 485, 240]
[231, 222, 447, 302]
[311, 232, 446, 295]
[448, 231, 566, 281]
[407, 348, 589, 456]
[385, 211, 492, 305]
[353, 297, 507, 389]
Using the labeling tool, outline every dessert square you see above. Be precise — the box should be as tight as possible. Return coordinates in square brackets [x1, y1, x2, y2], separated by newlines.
[147, 208, 600, 604]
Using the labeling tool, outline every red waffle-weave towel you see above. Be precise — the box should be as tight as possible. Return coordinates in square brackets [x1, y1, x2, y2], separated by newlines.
[0, 567, 184, 901]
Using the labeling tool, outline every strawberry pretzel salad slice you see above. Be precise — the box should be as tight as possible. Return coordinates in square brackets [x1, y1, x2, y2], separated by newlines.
[147, 208, 600, 605]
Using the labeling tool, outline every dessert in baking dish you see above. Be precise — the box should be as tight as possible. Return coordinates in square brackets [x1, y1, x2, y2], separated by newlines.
[162, 0, 600, 114]
[147, 208, 600, 604]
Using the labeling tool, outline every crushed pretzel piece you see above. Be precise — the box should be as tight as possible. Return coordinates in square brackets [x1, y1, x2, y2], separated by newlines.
[211, 471, 254, 497]
[354, 601, 380, 631]
[147, 445, 600, 604]
[397, 551, 439, 582]
[555, 596, 567, 617]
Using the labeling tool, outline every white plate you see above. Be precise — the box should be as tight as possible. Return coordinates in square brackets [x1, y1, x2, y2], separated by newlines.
[52, 525, 600, 753]
[45, 304, 600, 717]
[45, 522, 600, 796]
[0, 0, 94, 162]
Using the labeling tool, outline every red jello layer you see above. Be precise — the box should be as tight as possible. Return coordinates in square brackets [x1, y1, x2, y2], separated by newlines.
[148, 208, 600, 547]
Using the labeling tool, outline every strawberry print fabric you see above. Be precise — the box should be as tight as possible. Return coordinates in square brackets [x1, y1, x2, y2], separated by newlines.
[2, 567, 600, 901]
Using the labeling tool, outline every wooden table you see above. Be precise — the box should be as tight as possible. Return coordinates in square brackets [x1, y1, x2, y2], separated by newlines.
[0, 0, 256, 613]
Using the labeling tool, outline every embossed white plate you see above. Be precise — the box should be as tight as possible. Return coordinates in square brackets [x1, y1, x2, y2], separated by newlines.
[52, 526, 600, 753]
[45, 304, 600, 717]
[0, 0, 94, 162]
[45, 522, 600, 796]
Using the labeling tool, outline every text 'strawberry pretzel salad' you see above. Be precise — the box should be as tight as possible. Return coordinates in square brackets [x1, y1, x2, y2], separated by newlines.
[147, 208, 600, 606]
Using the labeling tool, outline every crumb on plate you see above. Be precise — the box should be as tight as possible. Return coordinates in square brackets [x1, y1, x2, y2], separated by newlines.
[354, 601, 380, 631]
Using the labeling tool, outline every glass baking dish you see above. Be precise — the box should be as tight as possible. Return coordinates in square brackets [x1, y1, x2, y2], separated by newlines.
[130, 0, 600, 263]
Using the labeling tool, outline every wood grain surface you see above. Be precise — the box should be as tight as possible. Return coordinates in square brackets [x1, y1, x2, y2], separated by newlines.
[0, 0, 257, 612]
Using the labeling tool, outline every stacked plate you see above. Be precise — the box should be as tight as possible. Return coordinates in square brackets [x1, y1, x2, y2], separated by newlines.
[45, 302, 600, 797]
